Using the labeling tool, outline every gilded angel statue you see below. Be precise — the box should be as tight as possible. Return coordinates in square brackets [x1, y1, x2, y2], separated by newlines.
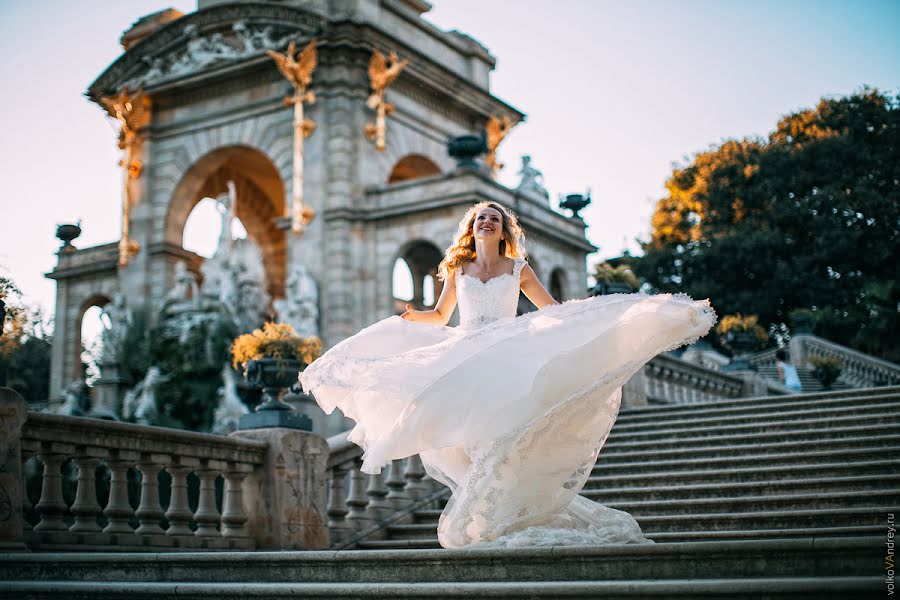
[485, 114, 516, 173]
[365, 49, 409, 151]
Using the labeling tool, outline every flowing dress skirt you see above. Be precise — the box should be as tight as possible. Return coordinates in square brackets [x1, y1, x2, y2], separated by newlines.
[299, 292, 717, 548]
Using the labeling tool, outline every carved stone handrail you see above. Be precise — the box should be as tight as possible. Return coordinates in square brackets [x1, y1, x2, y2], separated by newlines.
[324, 429, 446, 548]
[18, 411, 267, 551]
[792, 334, 900, 388]
[646, 354, 747, 403]
[746, 335, 900, 388]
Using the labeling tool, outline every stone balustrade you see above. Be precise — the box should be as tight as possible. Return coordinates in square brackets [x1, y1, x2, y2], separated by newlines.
[746, 334, 900, 388]
[1, 387, 449, 553]
[791, 334, 900, 388]
[323, 430, 448, 549]
[645, 354, 746, 404]
[17, 408, 267, 551]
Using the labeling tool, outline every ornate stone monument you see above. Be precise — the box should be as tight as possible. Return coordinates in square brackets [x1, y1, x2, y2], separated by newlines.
[46, 1, 598, 437]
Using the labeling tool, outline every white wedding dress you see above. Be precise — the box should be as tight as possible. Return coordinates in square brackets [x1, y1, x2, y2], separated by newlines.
[299, 257, 717, 549]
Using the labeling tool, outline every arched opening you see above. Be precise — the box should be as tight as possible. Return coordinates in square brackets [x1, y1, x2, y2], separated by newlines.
[387, 154, 441, 184]
[166, 145, 287, 299]
[392, 240, 443, 313]
[550, 267, 567, 302]
[77, 294, 111, 383]
[183, 198, 249, 259]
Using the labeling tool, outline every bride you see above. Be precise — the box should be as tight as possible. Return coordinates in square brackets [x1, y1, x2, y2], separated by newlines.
[299, 201, 717, 549]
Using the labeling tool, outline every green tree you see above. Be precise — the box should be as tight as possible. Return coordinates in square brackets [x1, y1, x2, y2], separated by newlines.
[636, 87, 900, 361]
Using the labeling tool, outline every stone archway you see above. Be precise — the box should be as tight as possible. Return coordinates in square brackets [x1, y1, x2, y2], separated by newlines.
[392, 240, 444, 313]
[75, 293, 112, 380]
[550, 267, 567, 302]
[166, 145, 287, 299]
[387, 154, 441, 184]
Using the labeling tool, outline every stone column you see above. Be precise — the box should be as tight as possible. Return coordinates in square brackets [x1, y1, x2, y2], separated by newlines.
[0, 388, 27, 551]
[230, 427, 329, 549]
[789, 334, 811, 369]
[92, 359, 131, 417]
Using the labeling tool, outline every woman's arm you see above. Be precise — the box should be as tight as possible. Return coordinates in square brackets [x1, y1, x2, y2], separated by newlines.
[401, 269, 458, 325]
[520, 263, 560, 309]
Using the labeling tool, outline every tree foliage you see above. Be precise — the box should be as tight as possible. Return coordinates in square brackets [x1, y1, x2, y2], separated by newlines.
[636, 88, 900, 361]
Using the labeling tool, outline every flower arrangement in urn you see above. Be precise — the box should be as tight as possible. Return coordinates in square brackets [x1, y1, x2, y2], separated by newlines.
[592, 262, 640, 295]
[810, 355, 842, 390]
[231, 322, 322, 412]
[716, 313, 768, 355]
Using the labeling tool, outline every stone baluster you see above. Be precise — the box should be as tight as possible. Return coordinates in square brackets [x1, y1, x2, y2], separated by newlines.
[34, 442, 73, 532]
[221, 462, 252, 540]
[326, 463, 352, 544]
[164, 457, 197, 538]
[385, 458, 412, 511]
[403, 454, 428, 501]
[364, 468, 392, 522]
[20, 450, 36, 533]
[102, 450, 138, 535]
[194, 460, 224, 539]
[345, 458, 374, 531]
[69, 446, 105, 534]
[134, 453, 170, 538]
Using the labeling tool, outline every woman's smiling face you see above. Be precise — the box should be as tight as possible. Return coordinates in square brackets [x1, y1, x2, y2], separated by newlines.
[472, 206, 504, 242]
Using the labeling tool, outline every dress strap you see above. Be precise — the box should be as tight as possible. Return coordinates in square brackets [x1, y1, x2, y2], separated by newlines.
[513, 257, 526, 279]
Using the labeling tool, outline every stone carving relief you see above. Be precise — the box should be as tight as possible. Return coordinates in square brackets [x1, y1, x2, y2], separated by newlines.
[125, 21, 304, 89]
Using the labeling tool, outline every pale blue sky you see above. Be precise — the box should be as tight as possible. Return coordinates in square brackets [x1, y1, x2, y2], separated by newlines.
[1, 0, 897, 320]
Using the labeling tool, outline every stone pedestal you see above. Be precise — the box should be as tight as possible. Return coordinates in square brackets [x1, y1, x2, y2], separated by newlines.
[0, 387, 28, 551]
[229, 427, 329, 549]
[92, 361, 131, 417]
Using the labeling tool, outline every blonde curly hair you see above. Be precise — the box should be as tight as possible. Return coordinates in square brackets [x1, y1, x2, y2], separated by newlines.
[437, 201, 528, 282]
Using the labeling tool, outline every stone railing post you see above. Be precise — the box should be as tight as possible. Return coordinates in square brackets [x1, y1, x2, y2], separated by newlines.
[230, 427, 329, 550]
[0, 387, 27, 551]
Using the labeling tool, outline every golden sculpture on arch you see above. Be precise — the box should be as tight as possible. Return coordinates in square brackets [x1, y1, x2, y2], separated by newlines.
[365, 49, 409, 152]
[485, 114, 516, 175]
[100, 87, 149, 267]
[268, 38, 318, 235]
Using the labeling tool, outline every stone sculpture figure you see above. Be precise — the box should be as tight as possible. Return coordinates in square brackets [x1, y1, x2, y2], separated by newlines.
[275, 263, 320, 337]
[516, 155, 550, 200]
[100, 293, 132, 364]
[212, 363, 249, 434]
[166, 261, 199, 306]
[122, 366, 166, 425]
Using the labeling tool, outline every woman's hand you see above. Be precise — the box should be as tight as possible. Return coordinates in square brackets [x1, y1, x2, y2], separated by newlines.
[400, 303, 418, 321]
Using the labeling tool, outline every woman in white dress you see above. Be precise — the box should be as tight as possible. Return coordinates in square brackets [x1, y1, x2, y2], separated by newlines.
[299, 201, 717, 549]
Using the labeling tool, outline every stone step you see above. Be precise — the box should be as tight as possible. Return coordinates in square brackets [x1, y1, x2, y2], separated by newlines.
[615, 386, 900, 422]
[392, 505, 892, 539]
[589, 458, 900, 484]
[0, 577, 881, 599]
[595, 433, 900, 462]
[611, 395, 900, 433]
[359, 526, 889, 549]
[592, 446, 897, 475]
[606, 412, 900, 443]
[598, 422, 900, 453]
[0, 537, 880, 583]
[580, 473, 900, 501]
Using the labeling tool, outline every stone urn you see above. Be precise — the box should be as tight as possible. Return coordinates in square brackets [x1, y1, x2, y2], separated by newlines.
[448, 133, 487, 170]
[722, 331, 760, 371]
[239, 358, 312, 430]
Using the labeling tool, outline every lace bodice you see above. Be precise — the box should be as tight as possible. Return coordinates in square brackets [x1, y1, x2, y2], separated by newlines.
[456, 257, 526, 328]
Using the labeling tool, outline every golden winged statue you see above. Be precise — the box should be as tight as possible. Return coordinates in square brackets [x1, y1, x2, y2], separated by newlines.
[365, 49, 409, 151]
[267, 38, 319, 234]
[100, 87, 149, 267]
[485, 114, 516, 173]
[267, 38, 317, 97]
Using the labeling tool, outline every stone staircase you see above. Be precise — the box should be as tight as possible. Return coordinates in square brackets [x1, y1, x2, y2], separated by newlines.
[2, 386, 897, 598]
[754, 364, 852, 392]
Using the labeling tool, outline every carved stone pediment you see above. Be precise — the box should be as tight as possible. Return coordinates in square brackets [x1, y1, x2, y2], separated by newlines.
[87, 3, 327, 101]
